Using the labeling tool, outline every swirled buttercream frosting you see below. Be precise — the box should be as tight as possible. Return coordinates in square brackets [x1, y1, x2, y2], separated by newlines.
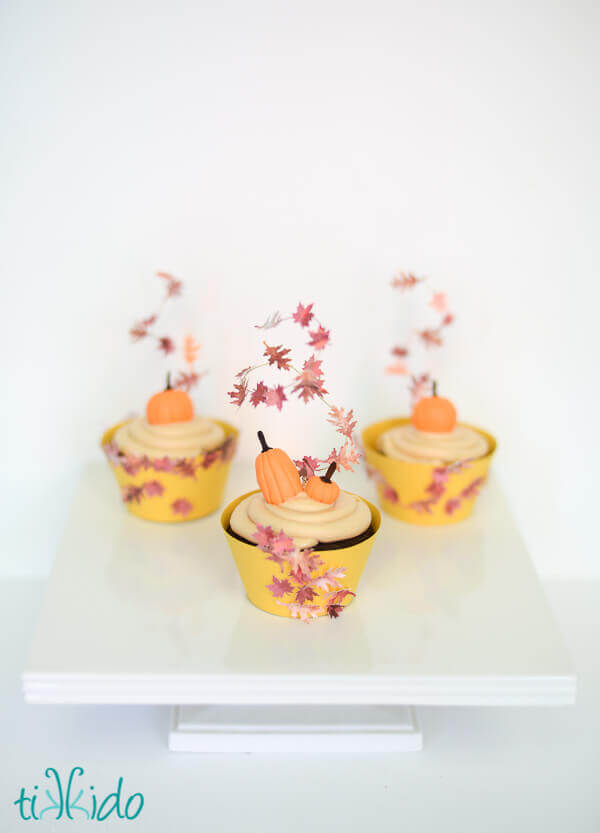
[377, 424, 488, 464]
[114, 416, 225, 458]
[230, 490, 372, 550]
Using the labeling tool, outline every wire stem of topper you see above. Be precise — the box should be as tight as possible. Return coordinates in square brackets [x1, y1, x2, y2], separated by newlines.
[228, 302, 360, 477]
[128, 271, 205, 392]
[385, 271, 455, 404]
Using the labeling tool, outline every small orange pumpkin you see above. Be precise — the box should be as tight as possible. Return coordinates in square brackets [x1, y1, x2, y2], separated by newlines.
[411, 381, 457, 433]
[146, 373, 194, 425]
[305, 462, 340, 505]
[255, 431, 303, 505]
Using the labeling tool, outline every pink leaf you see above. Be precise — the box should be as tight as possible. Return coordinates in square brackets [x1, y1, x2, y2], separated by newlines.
[326, 441, 361, 471]
[143, 480, 164, 497]
[171, 498, 193, 516]
[307, 325, 330, 351]
[391, 345, 409, 357]
[295, 586, 318, 604]
[267, 576, 294, 598]
[292, 302, 314, 328]
[265, 384, 287, 411]
[253, 524, 275, 551]
[270, 529, 296, 556]
[294, 456, 320, 481]
[430, 292, 448, 313]
[327, 406, 357, 440]
[276, 601, 320, 622]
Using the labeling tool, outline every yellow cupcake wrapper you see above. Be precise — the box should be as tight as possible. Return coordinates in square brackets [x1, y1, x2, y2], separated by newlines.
[362, 417, 497, 526]
[221, 490, 381, 620]
[102, 419, 238, 522]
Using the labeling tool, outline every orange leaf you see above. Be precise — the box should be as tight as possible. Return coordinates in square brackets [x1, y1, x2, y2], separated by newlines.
[184, 333, 201, 367]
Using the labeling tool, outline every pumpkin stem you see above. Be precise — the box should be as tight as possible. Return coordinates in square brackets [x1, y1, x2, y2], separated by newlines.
[165, 371, 172, 391]
[432, 380, 437, 397]
[322, 462, 337, 483]
[257, 431, 271, 453]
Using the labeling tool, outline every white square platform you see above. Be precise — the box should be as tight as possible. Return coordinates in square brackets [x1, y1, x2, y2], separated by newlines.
[23, 463, 575, 751]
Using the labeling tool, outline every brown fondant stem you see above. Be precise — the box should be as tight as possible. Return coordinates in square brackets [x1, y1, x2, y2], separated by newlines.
[166, 371, 172, 390]
[322, 461, 337, 483]
[432, 380, 437, 397]
[257, 430, 271, 452]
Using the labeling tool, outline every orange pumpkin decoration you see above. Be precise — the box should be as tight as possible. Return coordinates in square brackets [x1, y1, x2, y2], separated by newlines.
[146, 373, 194, 425]
[255, 431, 303, 505]
[305, 462, 340, 504]
[411, 381, 457, 433]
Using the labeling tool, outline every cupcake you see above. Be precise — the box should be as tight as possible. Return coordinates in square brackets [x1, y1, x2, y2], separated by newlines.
[103, 373, 237, 522]
[222, 431, 380, 620]
[225, 299, 380, 620]
[363, 383, 495, 525]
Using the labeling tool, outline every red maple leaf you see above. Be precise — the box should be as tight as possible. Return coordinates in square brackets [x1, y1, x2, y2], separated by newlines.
[442, 313, 454, 326]
[157, 336, 175, 355]
[292, 302, 314, 328]
[250, 381, 268, 407]
[327, 406, 357, 440]
[265, 384, 287, 411]
[327, 604, 344, 619]
[142, 314, 157, 327]
[307, 325, 330, 351]
[418, 328, 442, 348]
[266, 576, 294, 598]
[292, 355, 327, 403]
[295, 586, 318, 604]
[228, 380, 248, 406]
[263, 342, 292, 371]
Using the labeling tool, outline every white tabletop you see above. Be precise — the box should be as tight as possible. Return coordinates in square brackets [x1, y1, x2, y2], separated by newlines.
[23, 463, 574, 705]
[3, 579, 598, 832]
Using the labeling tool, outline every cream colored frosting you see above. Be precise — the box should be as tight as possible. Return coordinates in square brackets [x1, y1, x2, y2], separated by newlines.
[230, 490, 372, 550]
[377, 423, 488, 464]
[114, 416, 225, 458]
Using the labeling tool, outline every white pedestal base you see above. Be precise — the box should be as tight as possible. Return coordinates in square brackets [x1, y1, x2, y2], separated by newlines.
[169, 704, 422, 752]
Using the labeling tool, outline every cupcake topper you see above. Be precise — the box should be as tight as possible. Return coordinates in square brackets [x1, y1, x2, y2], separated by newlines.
[385, 271, 455, 407]
[411, 380, 457, 433]
[129, 271, 207, 395]
[229, 301, 361, 478]
[255, 430, 303, 505]
[305, 461, 340, 505]
[146, 371, 194, 425]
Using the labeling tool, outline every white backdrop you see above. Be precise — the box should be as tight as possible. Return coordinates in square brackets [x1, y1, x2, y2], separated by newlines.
[1, 0, 599, 579]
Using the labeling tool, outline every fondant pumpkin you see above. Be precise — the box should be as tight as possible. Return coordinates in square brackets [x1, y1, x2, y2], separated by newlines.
[146, 373, 194, 425]
[305, 462, 340, 504]
[411, 381, 457, 433]
[255, 431, 302, 505]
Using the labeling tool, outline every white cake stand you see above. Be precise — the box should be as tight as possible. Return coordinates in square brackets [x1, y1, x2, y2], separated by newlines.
[23, 463, 575, 752]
